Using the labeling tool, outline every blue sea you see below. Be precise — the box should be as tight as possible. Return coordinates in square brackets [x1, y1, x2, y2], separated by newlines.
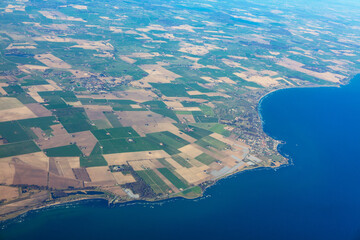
[1, 76, 360, 240]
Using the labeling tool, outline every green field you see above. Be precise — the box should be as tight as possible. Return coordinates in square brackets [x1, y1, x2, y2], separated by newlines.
[147, 131, 189, 149]
[79, 142, 107, 167]
[100, 137, 162, 154]
[92, 127, 139, 140]
[158, 168, 188, 190]
[53, 107, 94, 133]
[136, 169, 171, 195]
[92, 119, 112, 129]
[80, 154, 107, 168]
[18, 116, 57, 131]
[44, 144, 83, 157]
[195, 136, 228, 150]
[0, 141, 40, 158]
[181, 186, 202, 198]
[172, 155, 192, 168]
[157, 158, 175, 170]
[106, 127, 140, 138]
[0, 97, 23, 110]
[0, 121, 33, 143]
[103, 112, 122, 127]
[174, 123, 212, 140]
[195, 153, 218, 165]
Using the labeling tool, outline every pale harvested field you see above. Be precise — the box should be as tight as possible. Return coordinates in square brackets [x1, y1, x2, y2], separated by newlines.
[46, 23, 72, 30]
[164, 101, 184, 108]
[0, 106, 37, 122]
[175, 166, 209, 185]
[109, 26, 123, 33]
[114, 89, 157, 103]
[0, 152, 49, 171]
[178, 144, 203, 158]
[132, 64, 180, 88]
[0, 186, 19, 202]
[229, 55, 248, 60]
[66, 157, 80, 169]
[277, 58, 345, 83]
[71, 131, 98, 156]
[0, 162, 15, 185]
[0, 83, 8, 95]
[48, 173, 83, 189]
[104, 150, 171, 165]
[51, 157, 76, 179]
[130, 104, 141, 109]
[0, 97, 23, 110]
[86, 166, 116, 186]
[131, 123, 197, 143]
[13, 164, 48, 186]
[136, 24, 166, 32]
[71, 39, 113, 51]
[222, 58, 243, 68]
[25, 103, 53, 117]
[71, 4, 87, 10]
[33, 35, 113, 51]
[111, 172, 136, 185]
[39, 11, 86, 22]
[171, 24, 196, 32]
[69, 69, 92, 78]
[209, 133, 237, 146]
[36, 124, 72, 150]
[6, 43, 36, 50]
[35, 53, 72, 69]
[84, 105, 113, 121]
[177, 113, 196, 123]
[186, 90, 204, 95]
[178, 42, 209, 56]
[234, 71, 280, 87]
[120, 56, 136, 64]
[116, 110, 175, 127]
[129, 159, 164, 171]
[218, 77, 236, 84]
[26, 84, 62, 103]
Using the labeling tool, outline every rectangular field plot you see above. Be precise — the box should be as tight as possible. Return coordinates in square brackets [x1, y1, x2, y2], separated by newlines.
[99, 137, 162, 154]
[44, 144, 83, 157]
[0, 121, 34, 143]
[0, 141, 40, 158]
[172, 155, 192, 168]
[147, 131, 189, 149]
[103, 112, 122, 127]
[158, 168, 188, 190]
[174, 123, 212, 140]
[195, 153, 218, 165]
[136, 169, 171, 195]
[195, 136, 228, 150]
[146, 131, 189, 155]
[80, 143, 107, 167]
[53, 107, 94, 133]
[92, 127, 139, 140]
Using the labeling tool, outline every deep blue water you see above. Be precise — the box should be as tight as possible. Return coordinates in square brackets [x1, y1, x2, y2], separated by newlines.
[2, 76, 360, 240]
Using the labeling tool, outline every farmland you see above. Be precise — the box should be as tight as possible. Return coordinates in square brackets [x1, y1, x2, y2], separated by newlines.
[0, 0, 358, 221]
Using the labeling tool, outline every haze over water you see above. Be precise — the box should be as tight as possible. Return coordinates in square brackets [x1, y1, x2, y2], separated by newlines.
[2, 76, 360, 240]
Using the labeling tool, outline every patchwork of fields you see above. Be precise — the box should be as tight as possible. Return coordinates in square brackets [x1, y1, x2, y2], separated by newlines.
[0, 0, 359, 220]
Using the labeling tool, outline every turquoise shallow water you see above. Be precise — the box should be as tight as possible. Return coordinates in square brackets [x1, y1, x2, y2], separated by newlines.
[1, 75, 360, 240]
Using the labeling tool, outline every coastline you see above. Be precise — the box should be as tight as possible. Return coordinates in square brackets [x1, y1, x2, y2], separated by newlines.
[1, 75, 357, 224]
